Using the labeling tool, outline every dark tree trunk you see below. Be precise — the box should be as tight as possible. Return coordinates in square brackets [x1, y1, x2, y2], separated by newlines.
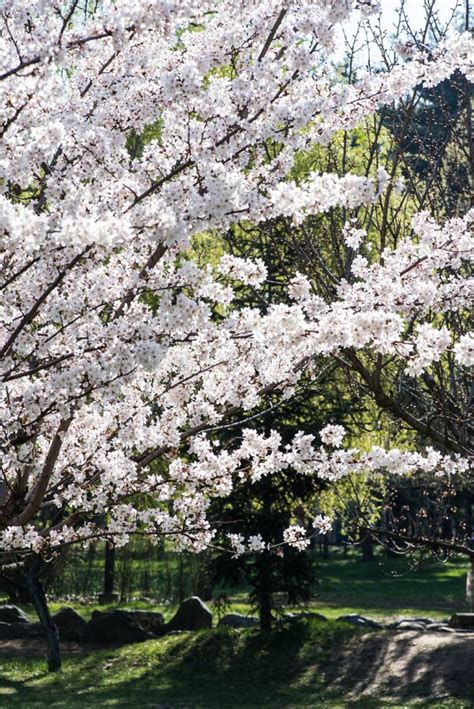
[178, 553, 185, 603]
[322, 533, 329, 559]
[361, 535, 375, 562]
[258, 551, 273, 631]
[27, 559, 61, 672]
[464, 494, 473, 538]
[103, 544, 116, 595]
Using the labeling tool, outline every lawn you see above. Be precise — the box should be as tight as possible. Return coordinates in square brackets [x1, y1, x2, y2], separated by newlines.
[0, 619, 472, 709]
[310, 549, 469, 620]
[0, 551, 471, 708]
[0, 621, 356, 708]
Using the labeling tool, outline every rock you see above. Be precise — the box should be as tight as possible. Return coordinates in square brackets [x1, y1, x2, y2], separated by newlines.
[395, 621, 426, 631]
[81, 610, 152, 644]
[97, 592, 120, 605]
[89, 609, 164, 635]
[403, 617, 433, 625]
[388, 617, 433, 629]
[165, 596, 212, 633]
[449, 613, 474, 629]
[281, 612, 328, 624]
[336, 614, 382, 629]
[219, 613, 259, 628]
[425, 622, 449, 631]
[52, 607, 86, 642]
[0, 621, 43, 640]
[121, 610, 164, 636]
[0, 605, 29, 624]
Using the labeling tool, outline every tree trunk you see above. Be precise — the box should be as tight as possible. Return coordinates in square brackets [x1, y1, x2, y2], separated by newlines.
[322, 533, 329, 559]
[466, 556, 474, 611]
[178, 553, 185, 603]
[27, 559, 61, 672]
[361, 535, 375, 562]
[104, 543, 116, 595]
[258, 551, 273, 631]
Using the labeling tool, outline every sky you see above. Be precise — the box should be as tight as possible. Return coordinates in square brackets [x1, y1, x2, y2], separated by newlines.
[335, 0, 468, 66]
[380, 0, 464, 28]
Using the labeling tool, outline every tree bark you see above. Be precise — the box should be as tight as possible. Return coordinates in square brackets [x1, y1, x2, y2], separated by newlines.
[103, 543, 116, 595]
[258, 551, 273, 631]
[27, 559, 61, 672]
[361, 535, 375, 562]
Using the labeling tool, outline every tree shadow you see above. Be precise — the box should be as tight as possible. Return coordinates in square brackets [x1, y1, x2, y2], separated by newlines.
[322, 630, 474, 704]
[1, 624, 474, 707]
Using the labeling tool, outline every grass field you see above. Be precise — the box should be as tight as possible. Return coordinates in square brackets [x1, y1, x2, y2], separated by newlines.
[0, 621, 356, 708]
[0, 619, 473, 709]
[0, 550, 471, 708]
[311, 549, 468, 619]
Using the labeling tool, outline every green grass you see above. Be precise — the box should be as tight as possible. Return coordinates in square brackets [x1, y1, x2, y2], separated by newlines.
[309, 550, 468, 620]
[0, 619, 472, 708]
[0, 551, 471, 707]
[0, 620, 357, 708]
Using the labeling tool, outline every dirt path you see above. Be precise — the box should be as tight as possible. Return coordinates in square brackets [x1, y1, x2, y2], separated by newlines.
[327, 630, 474, 703]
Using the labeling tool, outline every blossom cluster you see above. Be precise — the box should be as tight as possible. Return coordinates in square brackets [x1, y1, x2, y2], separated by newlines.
[0, 1, 472, 558]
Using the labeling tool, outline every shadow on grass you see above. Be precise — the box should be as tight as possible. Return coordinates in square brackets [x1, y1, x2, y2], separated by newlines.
[0, 621, 473, 708]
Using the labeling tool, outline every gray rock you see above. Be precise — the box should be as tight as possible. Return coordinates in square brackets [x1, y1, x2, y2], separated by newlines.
[81, 610, 152, 644]
[281, 612, 328, 624]
[121, 610, 164, 636]
[165, 596, 212, 633]
[425, 622, 449, 631]
[449, 613, 474, 629]
[388, 617, 433, 629]
[336, 614, 382, 629]
[89, 609, 164, 636]
[0, 605, 29, 624]
[0, 621, 43, 639]
[219, 613, 259, 628]
[52, 607, 86, 642]
[97, 592, 120, 605]
[395, 621, 426, 631]
[406, 617, 433, 624]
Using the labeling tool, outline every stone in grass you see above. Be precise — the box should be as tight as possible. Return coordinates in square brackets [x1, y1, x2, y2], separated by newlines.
[388, 617, 433, 629]
[81, 609, 152, 644]
[400, 617, 434, 625]
[90, 609, 164, 631]
[120, 610, 165, 636]
[281, 612, 328, 624]
[0, 605, 29, 624]
[165, 596, 212, 633]
[0, 621, 43, 640]
[424, 622, 450, 631]
[449, 613, 474, 629]
[336, 614, 383, 629]
[395, 621, 427, 632]
[219, 613, 259, 629]
[52, 607, 87, 642]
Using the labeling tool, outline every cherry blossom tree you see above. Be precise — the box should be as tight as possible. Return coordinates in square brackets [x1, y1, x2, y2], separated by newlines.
[0, 0, 472, 669]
